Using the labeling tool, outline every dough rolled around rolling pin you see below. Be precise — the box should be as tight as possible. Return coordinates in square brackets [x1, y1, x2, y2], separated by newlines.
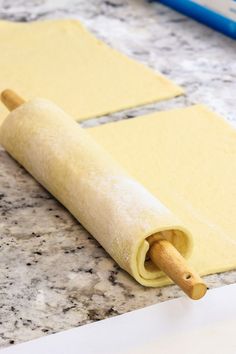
[0, 99, 193, 286]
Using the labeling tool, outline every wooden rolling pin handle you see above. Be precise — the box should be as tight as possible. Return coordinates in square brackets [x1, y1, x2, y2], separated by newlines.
[149, 240, 207, 300]
[1, 89, 207, 300]
[1, 89, 25, 111]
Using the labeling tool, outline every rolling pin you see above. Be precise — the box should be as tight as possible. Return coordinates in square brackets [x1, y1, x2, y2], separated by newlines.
[0, 90, 207, 300]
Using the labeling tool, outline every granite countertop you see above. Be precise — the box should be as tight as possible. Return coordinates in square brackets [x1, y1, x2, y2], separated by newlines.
[0, 0, 236, 349]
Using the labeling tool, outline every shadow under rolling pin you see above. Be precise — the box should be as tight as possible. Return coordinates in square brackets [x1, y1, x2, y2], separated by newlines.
[1, 89, 207, 300]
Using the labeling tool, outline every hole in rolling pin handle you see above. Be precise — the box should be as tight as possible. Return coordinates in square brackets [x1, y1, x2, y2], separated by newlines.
[184, 273, 192, 280]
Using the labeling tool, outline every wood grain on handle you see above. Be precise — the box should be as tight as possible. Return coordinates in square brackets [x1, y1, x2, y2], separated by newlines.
[0, 89, 207, 300]
[149, 240, 207, 300]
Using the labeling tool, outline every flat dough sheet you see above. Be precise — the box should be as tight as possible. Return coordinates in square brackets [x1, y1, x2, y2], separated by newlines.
[0, 19, 183, 125]
[89, 105, 236, 276]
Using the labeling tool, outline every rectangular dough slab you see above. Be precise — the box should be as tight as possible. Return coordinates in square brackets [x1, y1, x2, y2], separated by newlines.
[0, 19, 183, 125]
[89, 105, 236, 277]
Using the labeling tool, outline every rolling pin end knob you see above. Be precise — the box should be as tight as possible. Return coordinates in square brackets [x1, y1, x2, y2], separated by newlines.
[149, 239, 207, 300]
[1, 89, 25, 111]
[190, 282, 207, 300]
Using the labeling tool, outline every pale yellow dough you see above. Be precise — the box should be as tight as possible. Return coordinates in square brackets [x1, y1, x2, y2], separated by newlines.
[89, 105, 236, 277]
[0, 99, 192, 287]
[0, 19, 183, 125]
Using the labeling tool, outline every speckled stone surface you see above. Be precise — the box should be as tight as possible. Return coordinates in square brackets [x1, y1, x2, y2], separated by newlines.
[0, 0, 236, 349]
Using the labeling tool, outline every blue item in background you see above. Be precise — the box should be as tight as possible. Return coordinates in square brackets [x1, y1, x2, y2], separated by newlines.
[157, 0, 236, 39]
